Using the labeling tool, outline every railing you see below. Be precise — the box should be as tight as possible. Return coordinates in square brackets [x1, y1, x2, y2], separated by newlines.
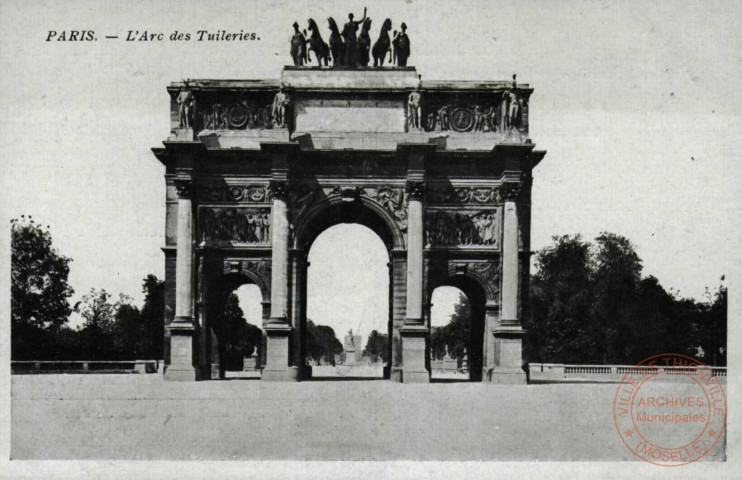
[529, 363, 726, 383]
[431, 358, 467, 373]
[11, 360, 162, 374]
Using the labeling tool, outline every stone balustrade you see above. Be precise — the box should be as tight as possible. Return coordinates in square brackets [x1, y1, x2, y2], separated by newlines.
[11, 360, 162, 374]
[529, 363, 727, 384]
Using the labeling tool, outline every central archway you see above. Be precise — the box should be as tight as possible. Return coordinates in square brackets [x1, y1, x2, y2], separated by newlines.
[306, 224, 388, 379]
[290, 196, 405, 381]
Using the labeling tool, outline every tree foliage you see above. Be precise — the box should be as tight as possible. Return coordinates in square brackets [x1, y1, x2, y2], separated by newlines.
[10, 217, 167, 361]
[216, 293, 262, 371]
[140, 275, 165, 358]
[11, 217, 74, 359]
[306, 320, 343, 365]
[362, 330, 389, 363]
[525, 233, 727, 365]
[10, 215, 74, 360]
[431, 293, 471, 366]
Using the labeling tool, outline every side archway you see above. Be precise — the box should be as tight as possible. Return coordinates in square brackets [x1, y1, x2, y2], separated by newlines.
[427, 270, 492, 382]
[205, 270, 270, 379]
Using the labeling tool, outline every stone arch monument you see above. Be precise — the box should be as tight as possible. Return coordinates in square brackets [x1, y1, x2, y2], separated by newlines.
[153, 65, 546, 384]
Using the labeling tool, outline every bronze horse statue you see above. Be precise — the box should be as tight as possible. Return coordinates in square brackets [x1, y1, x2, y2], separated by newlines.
[357, 18, 372, 67]
[306, 18, 330, 67]
[372, 18, 393, 67]
[327, 17, 345, 67]
[290, 22, 306, 67]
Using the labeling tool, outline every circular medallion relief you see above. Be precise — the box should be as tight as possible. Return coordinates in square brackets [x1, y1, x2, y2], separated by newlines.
[227, 104, 249, 128]
[450, 107, 475, 132]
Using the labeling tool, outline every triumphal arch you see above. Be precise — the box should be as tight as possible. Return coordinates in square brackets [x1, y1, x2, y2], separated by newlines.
[153, 36, 545, 383]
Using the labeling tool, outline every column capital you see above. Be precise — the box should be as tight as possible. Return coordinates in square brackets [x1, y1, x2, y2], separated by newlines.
[269, 179, 289, 200]
[174, 176, 194, 199]
[500, 182, 521, 203]
[405, 180, 425, 201]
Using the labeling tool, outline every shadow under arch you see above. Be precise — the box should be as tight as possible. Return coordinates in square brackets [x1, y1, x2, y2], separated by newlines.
[428, 271, 490, 382]
[207, 271, 269, 379]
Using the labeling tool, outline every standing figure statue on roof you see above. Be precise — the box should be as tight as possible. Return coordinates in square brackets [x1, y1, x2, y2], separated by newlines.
[272, 83, 291, 128]
[394, 22, 410, 66]
[177, 80, 194, 128]
[407, 78, 422, 131]
[341, 7, 367, 67]
[290, 22, 306, 67]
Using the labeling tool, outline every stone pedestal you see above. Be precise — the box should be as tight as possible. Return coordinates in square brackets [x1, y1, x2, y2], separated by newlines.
[262, 325, 292, 382]
[400, 326, 429, 383]
[165, 324, 196, 381]
[487, 327, 527, 384]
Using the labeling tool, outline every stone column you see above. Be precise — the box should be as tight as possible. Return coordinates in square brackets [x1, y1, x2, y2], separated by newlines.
[501, 187, 519, 323]
[389, 252, 407, 382]
[165, 174, 197, 381]
[263, 179, 293, 381]
[490, 182, 526, 384]
[400, 180, 429, 383]
[289, 250, 309, 380]
[482, 302, 499, 381]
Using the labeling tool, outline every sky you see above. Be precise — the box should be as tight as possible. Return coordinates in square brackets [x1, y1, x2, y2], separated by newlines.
[1, 0, 741, 344]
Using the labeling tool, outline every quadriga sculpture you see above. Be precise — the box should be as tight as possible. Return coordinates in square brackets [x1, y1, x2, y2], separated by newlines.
[306, 18, 330, 67]
[372, 18, 393, 67]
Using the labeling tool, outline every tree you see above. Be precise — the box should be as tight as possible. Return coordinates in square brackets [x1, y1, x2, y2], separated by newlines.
[217, 293, 263, 371]
[431, 293, 471, 367]
[76, 288, 117, 359]
[362, 330, 388, 363]
[591, 233, 643, 363]
[306, 320, 343, 365]
[11, 217, 74, 359]
[140, 275, 165, 359]
[526, 232, 726, 366]
[112, 294, 143, 359]
[525, 234, 593, 363]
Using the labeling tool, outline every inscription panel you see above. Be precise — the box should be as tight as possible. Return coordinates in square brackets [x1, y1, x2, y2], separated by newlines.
[294, 99, 405, 133]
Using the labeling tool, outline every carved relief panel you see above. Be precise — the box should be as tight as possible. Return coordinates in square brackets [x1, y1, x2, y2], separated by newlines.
[186, 89, 280, 134]
[426, 209, 501, 248]
[288, 184, 408, 234]
[427, 185, 499, 205]
[199, 207, 272, 245]
[421, 91, 530, 134]
[199, 184, 272, 203]
[223, 258, 272, 291]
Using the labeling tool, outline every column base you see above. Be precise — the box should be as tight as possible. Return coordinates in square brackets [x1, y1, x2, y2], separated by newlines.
[164, 322, 196, 382]
[164, 365, 197, 381]
[400, 325, 429, 383]
[262, 369, 297, 382]
[484, 366, 527, 384]
[261, 322, 295, 382]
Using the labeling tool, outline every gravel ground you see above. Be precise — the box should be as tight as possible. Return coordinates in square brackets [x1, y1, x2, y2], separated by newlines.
[11, 374, 726, 461]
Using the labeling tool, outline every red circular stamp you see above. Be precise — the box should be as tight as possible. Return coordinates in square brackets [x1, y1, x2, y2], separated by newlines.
[613, 353, 726, 466]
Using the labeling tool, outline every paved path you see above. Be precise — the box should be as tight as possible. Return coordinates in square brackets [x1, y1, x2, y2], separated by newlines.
[11, 374, 726, 461]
